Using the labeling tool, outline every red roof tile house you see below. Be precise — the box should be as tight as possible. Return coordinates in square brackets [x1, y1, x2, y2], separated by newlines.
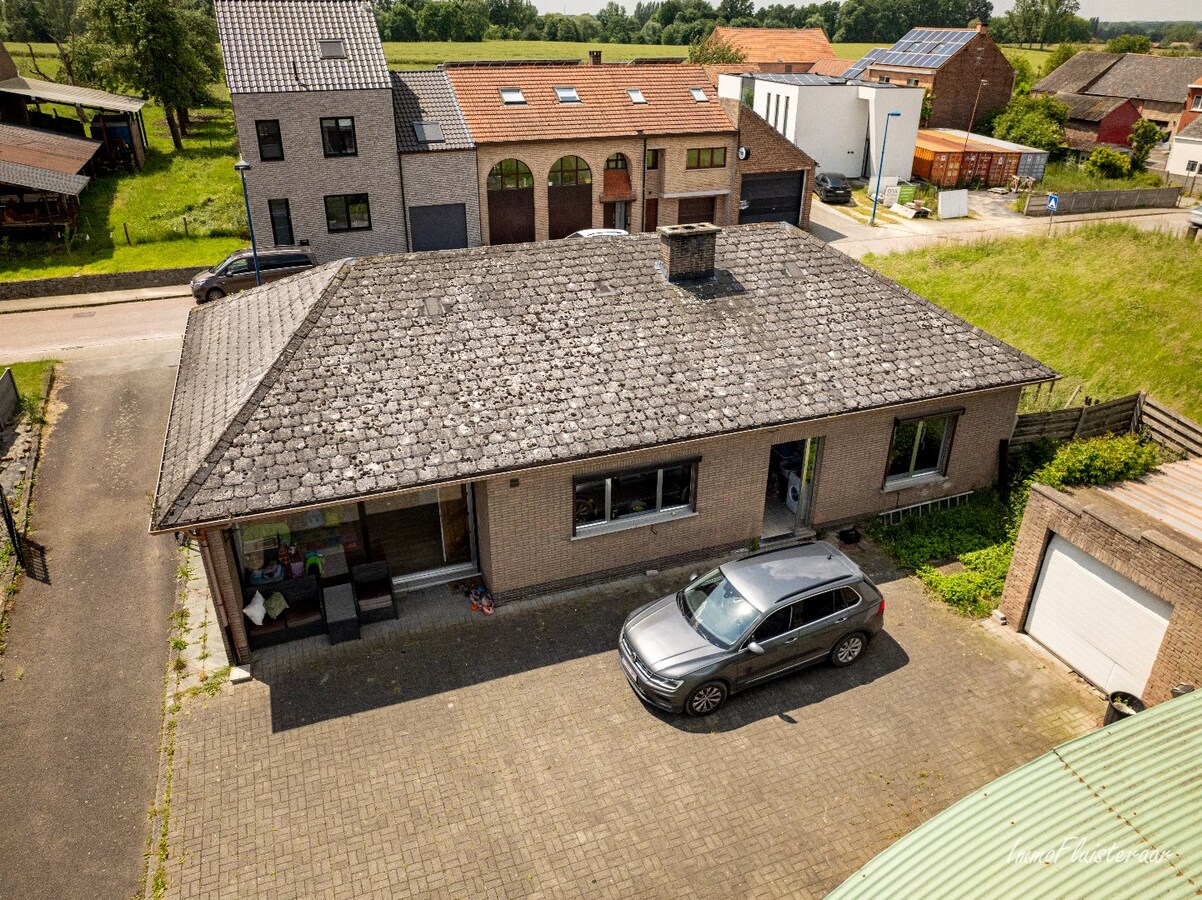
[152, 223, 1054, 664]
[444, 63, 815, 243]
[707, 27, 838, 72]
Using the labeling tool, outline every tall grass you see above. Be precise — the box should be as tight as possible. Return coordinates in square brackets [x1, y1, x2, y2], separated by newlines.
[866, 223, 1202, 422]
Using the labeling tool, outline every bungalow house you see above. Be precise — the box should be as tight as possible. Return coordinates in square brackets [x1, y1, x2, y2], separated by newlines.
[444, 62, 816, 243]
[706, 26, 838, 74]
[1166, 82, 1202, 187]
[152, 222, 1054, 664]
[843, 26, 1014, 130]
[1033, 52, 1202, 136]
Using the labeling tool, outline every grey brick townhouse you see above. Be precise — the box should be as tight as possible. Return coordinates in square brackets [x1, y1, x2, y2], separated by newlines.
[152, 222, 1055, 664]
[216, 0, 412, 261]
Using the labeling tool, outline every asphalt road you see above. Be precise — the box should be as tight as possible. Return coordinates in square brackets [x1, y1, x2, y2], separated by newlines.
[0, 355, 178, 899]
[0, 295, 193, 365]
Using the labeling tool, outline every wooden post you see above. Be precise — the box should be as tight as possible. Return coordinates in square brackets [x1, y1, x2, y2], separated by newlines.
[183, 215, 189, 237]
[123, 222, 131, 245]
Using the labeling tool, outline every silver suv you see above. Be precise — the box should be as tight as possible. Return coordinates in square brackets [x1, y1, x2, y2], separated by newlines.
[619, 542, 885, 716]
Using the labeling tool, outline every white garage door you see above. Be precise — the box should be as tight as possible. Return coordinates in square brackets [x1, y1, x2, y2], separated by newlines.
[1027, 535, 1172, 695]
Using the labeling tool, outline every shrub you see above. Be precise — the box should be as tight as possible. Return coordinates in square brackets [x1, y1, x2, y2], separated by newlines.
[1106, 34, 1153, 54]
[872, 433, 1161, 617]
[1084, 146, 1131, 180]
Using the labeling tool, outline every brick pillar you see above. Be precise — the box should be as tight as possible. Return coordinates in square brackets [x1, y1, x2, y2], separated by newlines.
[199, 527, 252, 664]
[657, 223, 720, 281]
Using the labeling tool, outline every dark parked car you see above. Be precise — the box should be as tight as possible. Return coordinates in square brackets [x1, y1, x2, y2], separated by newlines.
[190, 246, 316, 303]
[619, 542, 885, 716]
[814, 172, 853, 204]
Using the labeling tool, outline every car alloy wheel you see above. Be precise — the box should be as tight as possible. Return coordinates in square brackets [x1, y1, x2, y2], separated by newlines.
[204, 288, 227, 303]
[685, 681, 727, 717]
[831, 633, 866, 667]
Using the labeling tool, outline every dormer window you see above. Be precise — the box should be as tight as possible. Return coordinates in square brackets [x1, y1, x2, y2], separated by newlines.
[413, 121, 445, 144]
[500, 87, 525, 105]
[554, 86, 580, 103]
[689, 87, 708, 102]
[628, 88, 646, 104]
[318, 39, 346, 59]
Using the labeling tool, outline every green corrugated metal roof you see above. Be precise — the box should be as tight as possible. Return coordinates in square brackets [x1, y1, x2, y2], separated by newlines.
[830, 691, 1202, 899]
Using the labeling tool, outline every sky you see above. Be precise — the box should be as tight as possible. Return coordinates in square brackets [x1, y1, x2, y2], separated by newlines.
[546, 0, 1202, 23]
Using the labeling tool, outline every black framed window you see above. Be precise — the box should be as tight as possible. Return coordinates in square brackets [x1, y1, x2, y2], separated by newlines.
[320, 117, 357, 157]
[487, 158, 533, 190]
[686, 147, 726, 169]
[885, 413, 958, 484]
[324, 193, 371, 232]
[574, 461, 696, 532]
[645, 148, 661, 170]
[268, 198, 294, 246]
[548, 155, 592, 186]
[255, 120, 283, 161]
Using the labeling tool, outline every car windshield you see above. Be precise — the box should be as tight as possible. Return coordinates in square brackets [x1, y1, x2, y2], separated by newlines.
[827, 175, 849, 186]
[679, 568, 760, 648]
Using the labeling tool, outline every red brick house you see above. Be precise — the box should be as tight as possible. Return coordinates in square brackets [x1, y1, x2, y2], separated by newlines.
[843, 25, 1015, 130]
[152, 223, 1054, 664]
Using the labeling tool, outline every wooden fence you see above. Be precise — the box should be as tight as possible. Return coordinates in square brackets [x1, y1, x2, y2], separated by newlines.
[1011, 392, 1202, 459]
[1023, 187, 1181, 217]
[1141, 397, 1202, 459]
[1010, 393, 1141, 446]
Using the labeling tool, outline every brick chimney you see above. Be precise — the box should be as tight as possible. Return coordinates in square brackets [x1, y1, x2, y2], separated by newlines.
[589, 49, 602, 65]
[658, 223, 720, 281]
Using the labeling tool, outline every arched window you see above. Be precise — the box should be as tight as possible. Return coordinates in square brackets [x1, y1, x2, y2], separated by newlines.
[487, 158, 533, 191]
[548, 155, 592, 187]
[605, 153, 629, 170]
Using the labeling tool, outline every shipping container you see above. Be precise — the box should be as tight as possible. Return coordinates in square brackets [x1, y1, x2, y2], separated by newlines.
[912, 129, 1044, 187]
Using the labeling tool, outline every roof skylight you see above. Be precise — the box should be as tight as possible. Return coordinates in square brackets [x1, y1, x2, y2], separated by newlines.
[499, 87, 526, 105]
[689, 87, 708, 102]
[413, 121, 445, 144]
[628, 88, 647, 104]
[318, 39, 346, 59]
[554, 86, 580, 103]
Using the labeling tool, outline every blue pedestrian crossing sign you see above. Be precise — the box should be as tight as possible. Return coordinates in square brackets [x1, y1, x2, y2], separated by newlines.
[1047, 193, 1059, 212]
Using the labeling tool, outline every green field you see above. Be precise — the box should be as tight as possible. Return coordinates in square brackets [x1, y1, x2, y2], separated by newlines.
[2, 43, 245, 280]
[996, 44, 1055, 71]
[866, 224, 1202, 422]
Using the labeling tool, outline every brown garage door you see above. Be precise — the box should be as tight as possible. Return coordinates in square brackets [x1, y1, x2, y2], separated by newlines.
[487, 188, 535, 245]
[677, 196, 716, 225]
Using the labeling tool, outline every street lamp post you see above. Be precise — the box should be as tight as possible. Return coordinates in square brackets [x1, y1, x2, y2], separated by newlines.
[870, 111, 902, 227]
[963, 79, 989, 152]
[234, 157, 262, 287]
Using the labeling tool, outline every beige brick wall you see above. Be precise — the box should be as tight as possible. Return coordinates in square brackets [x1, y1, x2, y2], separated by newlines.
[1000, 485, 1202, 706]
[232, 89, 407, 262]
[474, 133, 739, 244]
[480, 386, 1021, 596]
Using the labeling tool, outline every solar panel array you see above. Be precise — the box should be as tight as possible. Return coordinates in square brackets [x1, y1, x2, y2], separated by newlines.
[869, 28, 976, 70]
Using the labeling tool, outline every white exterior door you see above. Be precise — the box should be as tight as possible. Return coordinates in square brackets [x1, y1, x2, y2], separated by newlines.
[1026, 535, 1172, 695]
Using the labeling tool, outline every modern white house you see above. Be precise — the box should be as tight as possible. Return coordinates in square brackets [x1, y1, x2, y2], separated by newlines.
[719, 73, 924, 181]
[1167, 118, 1202, 189]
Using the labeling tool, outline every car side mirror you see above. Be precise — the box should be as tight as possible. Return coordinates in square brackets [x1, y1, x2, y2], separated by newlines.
[746, 641, 765, 656]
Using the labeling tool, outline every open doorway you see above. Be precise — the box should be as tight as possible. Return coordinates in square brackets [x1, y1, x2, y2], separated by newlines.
[763, 438, 823, 540]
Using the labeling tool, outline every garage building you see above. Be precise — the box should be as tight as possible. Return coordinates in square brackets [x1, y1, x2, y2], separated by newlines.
[1001, 458, 1202, 705]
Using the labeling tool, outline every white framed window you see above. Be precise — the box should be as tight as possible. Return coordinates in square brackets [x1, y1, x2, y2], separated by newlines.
[1192, 95, 1202, 112]
[499, 87, 525, 105]
[878, 75, 891, 84]
[884, 412, 959, 485]
[690, 87, 709, 102]
[554, 86, 580, 103]
[628, 88, 646, 104]
[574, 460, 697, 536]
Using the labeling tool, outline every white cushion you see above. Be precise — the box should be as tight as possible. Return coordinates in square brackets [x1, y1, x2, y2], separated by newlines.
[243, 591, 267, 627]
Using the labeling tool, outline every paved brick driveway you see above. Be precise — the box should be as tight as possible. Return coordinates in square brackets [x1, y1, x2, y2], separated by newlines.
[164, 543, 1101, 899]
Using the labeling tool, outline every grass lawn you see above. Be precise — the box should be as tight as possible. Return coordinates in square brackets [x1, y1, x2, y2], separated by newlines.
[1038, 162, 1161, 193]
[866, 223, 1202, 422]
[996, 44, 1054, 71]
[383, 39, 688, 67]
[1, 44, 245, 280]
[1, 359, 58, 419]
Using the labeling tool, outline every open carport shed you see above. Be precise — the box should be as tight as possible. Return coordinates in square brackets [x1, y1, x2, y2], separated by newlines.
[0, 123, 98, 231]
[1000, 458, 1202, 706]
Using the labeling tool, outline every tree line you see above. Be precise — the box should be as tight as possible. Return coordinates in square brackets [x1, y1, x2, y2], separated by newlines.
[375, 0, 992, 45]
